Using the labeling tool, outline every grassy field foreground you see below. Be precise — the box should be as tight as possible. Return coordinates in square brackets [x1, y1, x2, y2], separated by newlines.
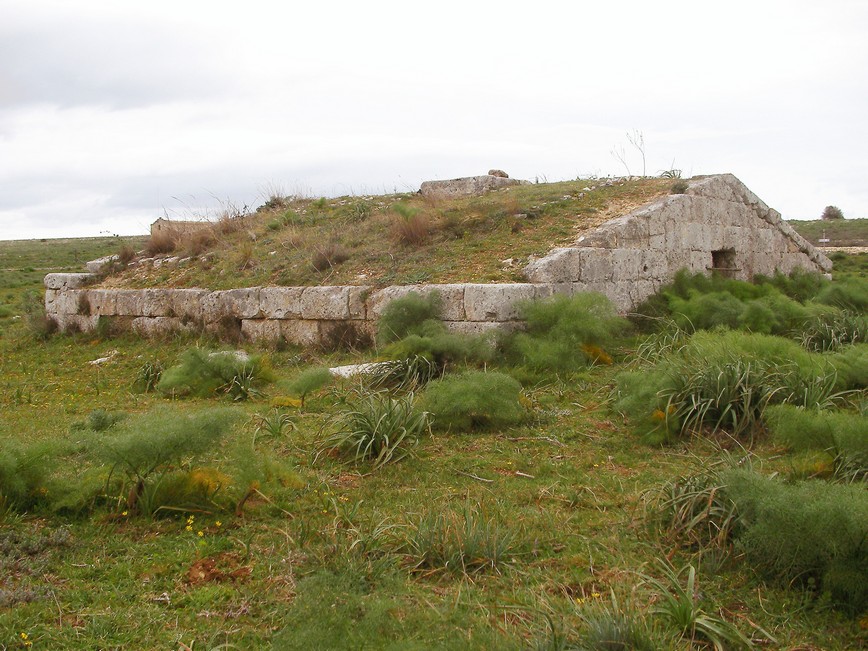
[0, 218, 866, 649]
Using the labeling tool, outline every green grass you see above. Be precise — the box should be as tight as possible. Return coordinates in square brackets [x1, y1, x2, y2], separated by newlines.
[0, 210, 866, 649]
[0, 235, 147, 323]
[789, 218, 868, 247]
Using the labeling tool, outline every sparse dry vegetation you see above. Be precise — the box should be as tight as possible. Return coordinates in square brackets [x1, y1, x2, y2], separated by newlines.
[100, 177, 674, 290]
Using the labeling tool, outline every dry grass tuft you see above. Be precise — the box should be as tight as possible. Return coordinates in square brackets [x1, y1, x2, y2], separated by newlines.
[311, 241, 351, 272]
[393, 212, 432, 246]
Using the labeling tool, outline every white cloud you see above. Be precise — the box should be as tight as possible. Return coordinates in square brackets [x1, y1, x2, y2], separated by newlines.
[0, 0, 866, 240]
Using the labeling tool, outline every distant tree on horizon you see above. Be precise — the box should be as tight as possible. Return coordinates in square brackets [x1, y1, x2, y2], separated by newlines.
[821, 205, 845, 220]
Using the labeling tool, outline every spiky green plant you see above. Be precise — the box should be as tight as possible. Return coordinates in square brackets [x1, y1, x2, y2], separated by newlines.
[402, 504, 518, 576]
[325, 391, 429, 469]
[642, 562, 758, 650]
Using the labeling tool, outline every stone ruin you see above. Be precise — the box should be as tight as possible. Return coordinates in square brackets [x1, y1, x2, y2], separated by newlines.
[44, 174, 832, 345]
[419, 170, 528, 199]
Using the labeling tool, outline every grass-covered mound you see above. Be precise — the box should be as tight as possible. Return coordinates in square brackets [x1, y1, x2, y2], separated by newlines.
[97, 177, 672, 290]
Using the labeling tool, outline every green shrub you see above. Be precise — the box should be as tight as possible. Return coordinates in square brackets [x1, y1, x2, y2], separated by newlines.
[633, 269, 862, 341]
[422, 371, 525, 431]
[132, 359, 163, 393]
[616, 330, 838, 443]
[827, 343, 868, 390]
[504, 292, 628, 372]
[325, 391, 429, 469]
[377, 291, 443, 345]
[765, 405, 867, 480]
[649, 466, 738, 548]
[797, 309, 866, 352]
[377, 291, 494, 374]
[0, 440, 52, 514]
[814, 277, 868, 312]
[283, 366, 333, 407]
[383, 326, 494, 372]
[71, 409, 125, 432]
[20, 289, 57, 340]
[723, 469, 868, 615]
[156, 348, 274, 400]
[756, 268, 828, 303]
[669, 290, 746, 330]
[363, 355, 441, 391]
[653, 466, 868, 615]
[90, 406, 240, 515]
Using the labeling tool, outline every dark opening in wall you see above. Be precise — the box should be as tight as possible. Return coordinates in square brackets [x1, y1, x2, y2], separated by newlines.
[711, 248, 738, 278]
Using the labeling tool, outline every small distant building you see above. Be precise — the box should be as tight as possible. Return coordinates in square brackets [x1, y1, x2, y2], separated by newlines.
[150, 218, 210, 237]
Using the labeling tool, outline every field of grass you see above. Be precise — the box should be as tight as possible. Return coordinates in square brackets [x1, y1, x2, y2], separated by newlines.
[0, 236, 147, 327]
[1, 232, 866, 648]
[789, 218, 868, 247]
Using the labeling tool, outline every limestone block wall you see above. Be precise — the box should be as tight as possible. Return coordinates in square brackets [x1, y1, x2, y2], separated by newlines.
[524, 174, 831, 305]
[43, 275, 561, 346]
[44, 174, 831, 345]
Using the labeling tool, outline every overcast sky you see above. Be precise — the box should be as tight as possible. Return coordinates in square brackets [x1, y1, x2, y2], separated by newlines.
[1, 0, 866, 240]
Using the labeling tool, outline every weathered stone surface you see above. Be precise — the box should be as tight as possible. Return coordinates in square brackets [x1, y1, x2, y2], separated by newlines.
[300, 286, 350, 320]
[524, 248, 581, 283]
[44, 273, 94, 290]
[240, 319, 283, 342]
[348, 286, 372, 320]
[577, 249, 613, 283]
[280, 320, 323, 347]
[488, 169, 509, 178]
[203, 288, 263, 321]
[131, 316, 193, 337]
[52, 313, 99, 332]
[51, 289, 83, 315]
[260, 287, 304, 319]
[420, 175, 523, 199]
[464, 284, 537, 322]
[85, 289, 119, 316]
[85, 255, 119, 274]
[168, 289, 208, 321]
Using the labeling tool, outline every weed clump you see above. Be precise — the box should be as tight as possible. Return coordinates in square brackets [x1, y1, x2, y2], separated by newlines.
[422, 371, 525, 431]
[652, 466, 868, 615]
[132, 359, 164, 393]
[377, 291, 493, 374]
[765, 405, 867, 480]
[725, 469, 868, 615]
[0, 440, 52, 515]
[90, 406, 240, 515]
[402, 505, 517, 575]
[71, 409, 126, 432]
[377, 291, 443, 345]
[156, 348, 274, 400]
[391, 203, 430, 245]
[325, 391, 429, 469]
[504, 292, 628, 373]
[282, 367, 333, 407]
[615, 330, 838, 444]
